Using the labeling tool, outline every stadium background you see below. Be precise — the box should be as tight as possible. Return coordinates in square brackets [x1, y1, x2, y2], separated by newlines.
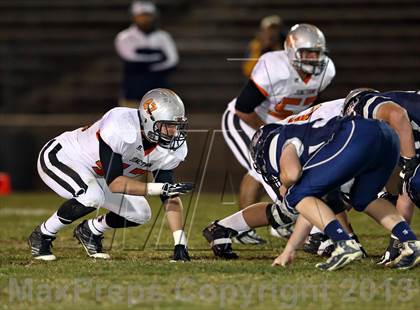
[1, 0, 420, 192]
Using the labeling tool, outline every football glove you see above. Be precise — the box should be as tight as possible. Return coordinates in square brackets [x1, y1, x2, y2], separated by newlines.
[162, 182, 194, 197]
[398, 156, 420, 195]
[171, 244, 191, 262]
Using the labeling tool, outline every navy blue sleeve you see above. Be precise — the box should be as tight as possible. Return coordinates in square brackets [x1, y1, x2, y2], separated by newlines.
[357, 93, 394, 119]
[99, 135, 123, 185]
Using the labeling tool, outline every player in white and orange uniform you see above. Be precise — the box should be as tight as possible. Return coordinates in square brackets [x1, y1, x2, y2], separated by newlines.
[222, 23, 336, 243]
[28, 88, 193, 261]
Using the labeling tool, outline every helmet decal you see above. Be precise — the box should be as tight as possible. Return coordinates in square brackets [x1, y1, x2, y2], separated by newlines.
[143, 98, 157, 116]
[138, 88, 187, 150]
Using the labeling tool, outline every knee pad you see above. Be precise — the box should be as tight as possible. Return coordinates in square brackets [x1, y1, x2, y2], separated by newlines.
[77, 192, 105, 208]
[56, 198, 96, 224]
[105, 212, 141, 228]
[120, 196, 152, 224]
[127, 207, 152, 225]
[265, 203, 296, 230]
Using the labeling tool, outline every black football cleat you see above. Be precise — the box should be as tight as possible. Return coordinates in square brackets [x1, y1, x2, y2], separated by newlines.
[171, 244, 191, 262]
[388, 240, 420, 270]
[376, 235, 401, 265]
[28, 226, 56, 261]
[350, 234, 368, 258]
[233, 229, 267, 245]
[303, 233, 334, 257]
[73, 220, 110, 259]
[202, 221, 239, 259]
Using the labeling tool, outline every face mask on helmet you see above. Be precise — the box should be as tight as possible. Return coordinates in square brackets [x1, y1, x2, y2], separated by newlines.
[285, 24, 327, 76]
[139, 88, 188, 151]
[150, 117, 188, 150]
[250, 125, 282, 188]
[294, 48, 326, 75]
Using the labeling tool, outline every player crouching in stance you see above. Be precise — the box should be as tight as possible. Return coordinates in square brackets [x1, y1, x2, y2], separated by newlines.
[28, 88, 193, 261]
[342, 88, 420, 265]
[204, 116, 420, 270]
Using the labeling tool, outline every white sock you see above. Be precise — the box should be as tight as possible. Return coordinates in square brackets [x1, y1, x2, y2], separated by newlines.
[87, 215, 111, 236]
[40, 212, 68, 236]
[173, 230, 187, 246]
[218, 210, 250, 232]
[310, 226, 323, 235]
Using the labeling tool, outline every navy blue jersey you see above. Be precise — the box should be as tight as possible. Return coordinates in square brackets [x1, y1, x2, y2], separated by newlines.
[264, 116, 344, 177]
[253, 116, 400, 209]
[353, 90, 420, 154]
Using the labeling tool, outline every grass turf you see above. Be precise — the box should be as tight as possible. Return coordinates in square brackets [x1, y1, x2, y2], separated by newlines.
[0, 192, 419, 310]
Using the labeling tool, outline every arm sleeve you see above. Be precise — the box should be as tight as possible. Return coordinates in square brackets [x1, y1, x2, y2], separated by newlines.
[362, 95, 394, 119]
[153, 170, 176, 202]
[235, 79, 267, 113]
[99, 135, 124, 185]
[150, 32, 179, 71]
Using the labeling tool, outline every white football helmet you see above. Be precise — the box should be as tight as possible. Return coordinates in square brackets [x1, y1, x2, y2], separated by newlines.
[284, 23, 327, 76]
[138, 88, 187, 150]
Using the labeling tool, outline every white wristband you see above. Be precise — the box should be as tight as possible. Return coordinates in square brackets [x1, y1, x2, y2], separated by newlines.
[173, 230, 187, 246]
[146, 183, 165, 196]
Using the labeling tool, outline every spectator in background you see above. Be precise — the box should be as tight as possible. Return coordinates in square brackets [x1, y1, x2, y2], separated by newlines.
[115, 1, 179, 108]
[242, 15, 287, 78]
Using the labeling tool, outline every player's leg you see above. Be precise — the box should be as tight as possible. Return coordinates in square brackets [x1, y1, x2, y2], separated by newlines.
[304, 190, 348, 257]
[281, 120, 389, 270]
[292, 197, 362, 271]
[203, 203, 265, 259]
[349, 121, 419, 269]
[238, 173, 263, 210]
[221, 106, 266, 244]
[74, 183, 152, 259]
[29, 139, 102, 260]
[363, 198, 419, 269]
[351, 178, 419, 269]
[203, 200, 297, 259]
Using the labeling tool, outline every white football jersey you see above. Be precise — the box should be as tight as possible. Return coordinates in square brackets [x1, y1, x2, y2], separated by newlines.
[280, 98, 345, 127]
[250, 50, 335, 123]
[55, 107, 187, 178]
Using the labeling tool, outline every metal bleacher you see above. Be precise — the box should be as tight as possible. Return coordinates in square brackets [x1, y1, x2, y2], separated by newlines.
[1, 0, 420, 114]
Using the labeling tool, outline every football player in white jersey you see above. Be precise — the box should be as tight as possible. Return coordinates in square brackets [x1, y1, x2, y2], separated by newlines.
[28, 88, 193, 262]
[222, 23, 336, 243]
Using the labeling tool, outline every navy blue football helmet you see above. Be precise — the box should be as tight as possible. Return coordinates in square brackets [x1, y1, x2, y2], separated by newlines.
[250, 123, 283, 188]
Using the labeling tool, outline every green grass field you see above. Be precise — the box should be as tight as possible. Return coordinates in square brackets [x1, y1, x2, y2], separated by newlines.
[0, 192, 419, 310]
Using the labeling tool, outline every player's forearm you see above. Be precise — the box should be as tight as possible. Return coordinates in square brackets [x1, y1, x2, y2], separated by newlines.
[164, 197, 184, 232]
[108, 176, 146, 195]
[284, 215, 312, 252]
[235, 110, 265, 130]
[109, 175, 168, 197]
